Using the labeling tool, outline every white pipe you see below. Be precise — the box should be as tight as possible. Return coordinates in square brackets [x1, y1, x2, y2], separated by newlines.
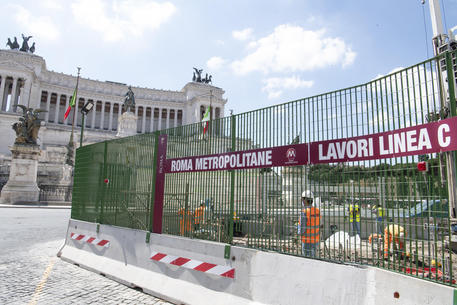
[429, 0, 445, 37]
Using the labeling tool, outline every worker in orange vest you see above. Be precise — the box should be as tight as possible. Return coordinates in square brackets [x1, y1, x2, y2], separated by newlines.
[300, 190, 320, 258]
[194, 201, 205, 231]
[178, 207, 192, 236]
[384, 224, 406, 260]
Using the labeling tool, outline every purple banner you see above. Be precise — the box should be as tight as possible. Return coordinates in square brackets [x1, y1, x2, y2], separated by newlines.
[310, 116, 457, 164]
[152, 134, 167, 234]
[163, 117, 457, 173]
[164, 143, 308, 173]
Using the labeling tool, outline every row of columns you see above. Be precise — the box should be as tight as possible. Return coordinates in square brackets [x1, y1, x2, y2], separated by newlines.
[134, 106, 182, 133]
[0, 75, 30, 112]
[40, 90, 183, 133]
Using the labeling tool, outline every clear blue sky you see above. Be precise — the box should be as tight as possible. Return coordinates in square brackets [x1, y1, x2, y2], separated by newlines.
[1, 0, 456, 116]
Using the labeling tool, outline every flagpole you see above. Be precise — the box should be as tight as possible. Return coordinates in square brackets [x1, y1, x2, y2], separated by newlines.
[69, 67, 81, 147]
[66, 67, 81, 166]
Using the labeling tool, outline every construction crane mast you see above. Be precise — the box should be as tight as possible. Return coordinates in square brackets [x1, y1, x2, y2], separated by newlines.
[427, 0, 457, 222]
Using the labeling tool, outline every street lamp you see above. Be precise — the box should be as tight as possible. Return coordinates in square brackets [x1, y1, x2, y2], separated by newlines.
[79, 100, 94, 147]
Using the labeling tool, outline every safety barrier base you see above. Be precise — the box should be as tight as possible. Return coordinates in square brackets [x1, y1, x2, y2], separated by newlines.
[59, 219, 455, 305]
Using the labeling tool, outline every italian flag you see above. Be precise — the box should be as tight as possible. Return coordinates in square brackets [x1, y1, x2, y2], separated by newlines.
[64, 87, 77, 120]
[202, 107, 210, 135]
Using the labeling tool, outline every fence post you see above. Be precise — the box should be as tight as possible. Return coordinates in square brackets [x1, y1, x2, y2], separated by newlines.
[444, 52, 457, 220]
[148, 131, 160, 234]
[229, 114, 236, 244]
[98, 141, 108, 224]
[445, 51, 457, 283]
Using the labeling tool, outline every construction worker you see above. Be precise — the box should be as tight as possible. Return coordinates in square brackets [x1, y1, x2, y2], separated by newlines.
[348, 203, 361, 236]
[194, 201, 205, 231]
[178, 207, 192, 236]
[372, 205, 384, 234]
[300, 190, 320, 258]
[383, 224, 406, 260]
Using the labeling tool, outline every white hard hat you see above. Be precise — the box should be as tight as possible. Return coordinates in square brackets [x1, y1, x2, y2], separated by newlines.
[399, 232, 405, 238]
[301, 190, 314, 199]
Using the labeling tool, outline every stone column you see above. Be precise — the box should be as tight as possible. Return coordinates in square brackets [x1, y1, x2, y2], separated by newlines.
[149, 107, 154, 132]
[45, 92, 52, 122]
[165, 108, 170, 129]
[141, 106, 146, 133]
[9, 77, 18, 112]
[0, 75, 6, 111]
[19, 79, 32, 107]
[135, 106, 139, 132]
[117, 103, 122, 130]
[54, 94, 61, 123]
[28, 81, 41, 109]
[100, 101, 105, 129]
[18, 80, 25, 107]
[0, 144, 41, 204]
[158, 108, 162, 130]
[174, 109, 178, 128]
[108, 102, 113, 130]
[90, 101, 96, 128]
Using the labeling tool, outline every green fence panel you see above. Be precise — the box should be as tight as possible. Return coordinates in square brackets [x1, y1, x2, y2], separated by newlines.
[71, 50, 457, 286]
[72, 133, 156, 230]
[72, 142, 105, 223]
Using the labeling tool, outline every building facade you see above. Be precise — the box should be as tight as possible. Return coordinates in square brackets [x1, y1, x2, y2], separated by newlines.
[0, 49, 227, 156]
[0, 48, 227, 204]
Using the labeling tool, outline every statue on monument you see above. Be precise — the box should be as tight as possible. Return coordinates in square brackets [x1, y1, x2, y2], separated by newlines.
[193, 68, 203, 82]
[123, 86, 135, 112]
[13, 37, 20, 49]
[6, 37, 19, 50]
[6, 35, 36, 52]
[117, 86, 138, 137]
[19, 34, 33, 52]
[12, 105, 46, 145]
[192, 68, 213, 84]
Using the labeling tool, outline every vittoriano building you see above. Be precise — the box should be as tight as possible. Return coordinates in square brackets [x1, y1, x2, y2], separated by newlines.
[0, 47, 227, 203]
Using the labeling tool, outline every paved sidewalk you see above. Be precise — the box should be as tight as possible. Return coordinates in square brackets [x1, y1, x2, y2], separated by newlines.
[0, 207, 173, 305]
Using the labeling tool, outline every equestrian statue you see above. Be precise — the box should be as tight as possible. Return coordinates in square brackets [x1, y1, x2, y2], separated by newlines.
[123, 86, 135, 112]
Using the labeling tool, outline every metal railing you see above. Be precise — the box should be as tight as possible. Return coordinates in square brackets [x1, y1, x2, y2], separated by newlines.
[72, 50, 457, 286]
[39, 184, 72, 203]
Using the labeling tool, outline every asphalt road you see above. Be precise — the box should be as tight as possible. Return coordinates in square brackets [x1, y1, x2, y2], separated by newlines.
[0, 207, 172, 305]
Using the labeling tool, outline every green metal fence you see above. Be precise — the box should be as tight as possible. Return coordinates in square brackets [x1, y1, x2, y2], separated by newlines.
[72, 50, 457, 286]
[73, 133, 156, 230]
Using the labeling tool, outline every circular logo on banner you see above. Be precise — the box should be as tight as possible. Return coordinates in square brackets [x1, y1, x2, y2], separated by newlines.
[286, 148, 296, 162]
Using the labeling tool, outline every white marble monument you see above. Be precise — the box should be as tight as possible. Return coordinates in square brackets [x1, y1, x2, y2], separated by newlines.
[116, 111, 138, 137]
[0, 144, 41, 204]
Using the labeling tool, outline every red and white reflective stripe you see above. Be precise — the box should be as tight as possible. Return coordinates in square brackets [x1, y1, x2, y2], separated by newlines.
[70, 233, 110, 247]
[150, 251, 235, 279]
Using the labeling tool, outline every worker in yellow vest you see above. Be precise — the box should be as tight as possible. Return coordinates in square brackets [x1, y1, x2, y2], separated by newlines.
[300, 190, 320, 258]
[372, 205, 384, 234]
[348, 203, 361, 236]
[384, 224, 406, 259]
